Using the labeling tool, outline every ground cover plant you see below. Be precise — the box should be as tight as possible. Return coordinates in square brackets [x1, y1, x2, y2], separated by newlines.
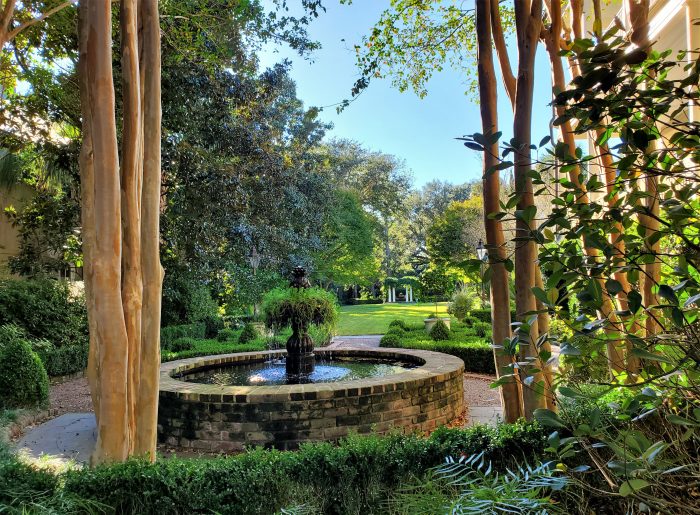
[380, 319, 494, 374]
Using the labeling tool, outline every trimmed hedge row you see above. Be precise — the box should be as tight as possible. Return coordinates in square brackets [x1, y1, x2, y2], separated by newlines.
[50, 423, 545, 514]
[384, 337, 495, 374]
[381, 320, 495, 374]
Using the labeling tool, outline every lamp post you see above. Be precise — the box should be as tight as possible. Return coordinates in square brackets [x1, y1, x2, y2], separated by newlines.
[476, 239, 488, 304]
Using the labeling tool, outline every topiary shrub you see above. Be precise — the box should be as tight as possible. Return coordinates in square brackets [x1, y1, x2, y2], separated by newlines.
[170, 337, 196, 353]
[430, 320, 450, 341]
[217, 328, 237, 342]
[380, 333, 401, 347]
[388, 319, 408, 332]
[0, 325, 49, 408]
[238, 323, 258, 344]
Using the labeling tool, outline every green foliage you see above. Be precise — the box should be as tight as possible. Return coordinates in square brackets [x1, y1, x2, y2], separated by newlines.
[388, 319, 408, 331]
[308, 323, 334, 347]
[32, 338, 88, 377]
[4, 190, 81, 277]
[516, 36, 700, 514]
[170, 338, 197, 353]
[203, 315, 225, 339]
[473, 322, 491, 339]
[217, 328, 238, 342]
[389, 452, 567, 514]
[161, 273, 219, 327]
[0, 423, 541, 514]
[160, 323, 206, 349]
[314, 190, 380, 287]
[381, 321, 495, 374]
[238, 323, 258, 344]
[0, 326, 49, 409]
[262, 287, 338, 330]
[430, 320, 450, 341]
[447, 288, 478, 322]
[380, 333, 401, 347]
[0, 279, 88, 348]
[558, 335, 610, 383]
[427, 198, 484, 269]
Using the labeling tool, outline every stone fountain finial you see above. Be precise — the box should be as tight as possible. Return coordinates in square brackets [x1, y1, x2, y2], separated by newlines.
[290, 266, 311, 289]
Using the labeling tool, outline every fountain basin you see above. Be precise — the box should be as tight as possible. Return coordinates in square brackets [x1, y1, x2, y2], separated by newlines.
[158, 348, 464, 451]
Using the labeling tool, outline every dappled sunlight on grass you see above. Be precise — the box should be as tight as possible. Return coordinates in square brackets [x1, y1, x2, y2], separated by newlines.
[337, 302, 453, 335]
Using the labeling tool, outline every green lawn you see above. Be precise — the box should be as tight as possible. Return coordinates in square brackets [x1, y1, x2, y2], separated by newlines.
[337, 302, 453, 335]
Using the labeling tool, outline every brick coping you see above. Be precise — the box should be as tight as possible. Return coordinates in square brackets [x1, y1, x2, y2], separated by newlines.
[160, 348, 465, 403]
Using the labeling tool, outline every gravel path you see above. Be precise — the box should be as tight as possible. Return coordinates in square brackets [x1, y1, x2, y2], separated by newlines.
[50, 377, 93, 415]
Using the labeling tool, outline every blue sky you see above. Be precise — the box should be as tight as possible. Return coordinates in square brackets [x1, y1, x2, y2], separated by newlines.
[259, 1, 555, 187]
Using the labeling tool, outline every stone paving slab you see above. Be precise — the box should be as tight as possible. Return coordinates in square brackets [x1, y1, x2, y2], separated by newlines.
[466, 406, 503, 427]
[16, 413, 96, 463]
[327, 335, 382, 349]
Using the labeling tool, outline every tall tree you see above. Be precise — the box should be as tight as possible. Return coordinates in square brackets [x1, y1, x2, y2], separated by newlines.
[511, 0, 547, 418]
[78, 0, 162, 463]
[474, 0, 522, 422]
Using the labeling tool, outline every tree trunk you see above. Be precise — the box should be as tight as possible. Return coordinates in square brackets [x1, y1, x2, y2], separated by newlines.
[82, 0, 130, 463]
[134, 0, 163, 459]
[79, 0, 163, 464]
[476, 0, 522, 423]
[513, 0, 546, 419]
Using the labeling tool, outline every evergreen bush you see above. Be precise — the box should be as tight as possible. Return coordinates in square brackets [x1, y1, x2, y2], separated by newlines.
[0, 325, 49, 408]
[170, 338, 196, 353]
[388, 319, 408, 331]
[380, 333, 401, 347]
[430, 320, 450, 341]
[238, 323, 258, 344]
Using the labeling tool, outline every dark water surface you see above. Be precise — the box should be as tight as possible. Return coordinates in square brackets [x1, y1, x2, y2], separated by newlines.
[179, 356, 417, 386]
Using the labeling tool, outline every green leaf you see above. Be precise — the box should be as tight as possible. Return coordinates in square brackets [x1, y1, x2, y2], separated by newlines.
[619, 479, 650, 497]
[658, 285, 678, 305]
[630, 348, 674, 364]
[628, 290, 642, 313]
[534, 408, 567, 428]
[605, 279, 623, 296]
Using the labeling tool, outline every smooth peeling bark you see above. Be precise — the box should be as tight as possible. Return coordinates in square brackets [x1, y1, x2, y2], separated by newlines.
[626, 0, 661, 336]
[120, 0, 143, 454]
[134, 0, 163, 459]
[77, 0, 99, 420]
[476, 0, 523, 423]
[513, 0, 547, 418]
[82, 0, 130, 463]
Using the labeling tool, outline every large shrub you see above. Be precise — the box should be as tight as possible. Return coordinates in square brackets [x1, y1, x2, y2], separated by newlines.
[0, 279, 87, 348]
[0, 325, 49, 408]
[216, 328, 237, 342]
[161, 273, 219, 327]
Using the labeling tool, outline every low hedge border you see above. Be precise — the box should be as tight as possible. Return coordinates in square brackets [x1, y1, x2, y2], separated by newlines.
[52, 423, 546, 514]
[381, 321, 495, 374]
